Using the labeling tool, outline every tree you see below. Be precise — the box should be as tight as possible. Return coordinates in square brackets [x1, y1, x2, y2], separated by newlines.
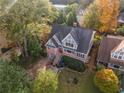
[80, 1, 100, 30]
[0, 60, 32, 93]
[94, 69, 119, 93]
[56, 12, 66, 24]
[66, 11, 77, 26]
[33, 69, 58, 93]
[56, 3, 78, 26]
[0, 0, 57, 59]
[27, 23, 51, 45]
[117, 26, 124, 36]
[81, 0, 120, 33]
[97, 0, 120, 33]
[120, 0, 124, 12]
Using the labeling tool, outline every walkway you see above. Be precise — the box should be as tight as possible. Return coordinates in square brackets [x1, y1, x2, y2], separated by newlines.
[27, 58, 50, 79]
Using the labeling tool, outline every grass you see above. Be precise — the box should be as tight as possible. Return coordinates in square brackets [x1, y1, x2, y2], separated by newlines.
[57, 69, 102, 93]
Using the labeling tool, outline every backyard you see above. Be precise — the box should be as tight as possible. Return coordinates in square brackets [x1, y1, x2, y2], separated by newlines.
[61, 56, 86, 72]
[57, 68, 102, 93]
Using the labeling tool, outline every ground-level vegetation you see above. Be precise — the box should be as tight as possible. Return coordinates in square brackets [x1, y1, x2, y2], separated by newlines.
[57, 69, 102, 93]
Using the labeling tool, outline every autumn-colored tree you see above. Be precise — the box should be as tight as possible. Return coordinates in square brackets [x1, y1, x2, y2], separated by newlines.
[94, 69, 119, 93]
[0, 0, 57, 58]
[81, 0, 120, 33]
[80, 2, 100, 30]
[27, 23, 51, 45]
[96, 0, 120, 32]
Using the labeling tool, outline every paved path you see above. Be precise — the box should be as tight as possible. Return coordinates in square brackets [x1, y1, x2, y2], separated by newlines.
[27, 58, 50, 79]
[87, 47, 98, 72]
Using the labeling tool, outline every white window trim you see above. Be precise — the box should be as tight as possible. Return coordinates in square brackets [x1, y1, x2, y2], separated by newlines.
[62, 34, 77, 49]
[111, 49, 124, 61]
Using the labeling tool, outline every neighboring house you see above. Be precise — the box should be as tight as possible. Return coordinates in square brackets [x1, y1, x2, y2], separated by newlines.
[45, 24, 95, 65]
[97, 35, 124, 71]
[118, 13, 124, 24]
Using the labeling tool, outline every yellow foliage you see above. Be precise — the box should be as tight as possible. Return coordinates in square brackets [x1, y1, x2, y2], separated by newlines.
[81, 0, 120, 33]
[95, 0, 120, 32]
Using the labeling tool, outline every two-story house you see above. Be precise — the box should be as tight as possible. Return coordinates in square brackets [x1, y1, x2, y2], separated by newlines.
[97, 35, 124, 71]
[45, 24, 95, 65]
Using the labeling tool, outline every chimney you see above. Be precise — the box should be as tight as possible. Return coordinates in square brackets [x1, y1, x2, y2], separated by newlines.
[73, 22, 78, 27]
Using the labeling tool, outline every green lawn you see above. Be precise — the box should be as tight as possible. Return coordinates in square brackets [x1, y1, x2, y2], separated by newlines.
[57, 69, 102, 93]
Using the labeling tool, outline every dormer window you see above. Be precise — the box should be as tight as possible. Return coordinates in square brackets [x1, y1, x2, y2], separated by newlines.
[66, 43, 73, 47]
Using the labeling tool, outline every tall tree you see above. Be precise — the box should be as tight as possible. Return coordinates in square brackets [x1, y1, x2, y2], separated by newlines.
[80, 1, 100, 30]
[96, 0, 120, 32]
[81, 0, 120, 33]
[0, 0, 58, 58]
[94, 69, 119, 93]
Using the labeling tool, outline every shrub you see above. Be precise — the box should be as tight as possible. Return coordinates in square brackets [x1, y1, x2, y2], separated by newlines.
[0, 60, 32, 93]
[117, 26, 124, 36]
[33, 69, 58, 93]
[94, 69, 119, 93]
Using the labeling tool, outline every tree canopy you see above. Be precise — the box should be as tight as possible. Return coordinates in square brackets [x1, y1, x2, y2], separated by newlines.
[33, 69, 58, 93]
[0, 60, 32, 93]
[0, 0, 57, 59]
[81, 0, 120, 33]
[94, 69, 119, 93]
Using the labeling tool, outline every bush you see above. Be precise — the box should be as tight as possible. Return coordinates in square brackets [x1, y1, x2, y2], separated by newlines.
[33, 69, 58, 93]
[0, 60, 32, 93]
[117, 26, 124, 36]
[94, 69, 119, 93]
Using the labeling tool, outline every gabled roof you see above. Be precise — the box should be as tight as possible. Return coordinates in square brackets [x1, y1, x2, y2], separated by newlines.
[97, 35, 124, 66]
[112, 40, 124, 53]
[47, 24, 94, 54]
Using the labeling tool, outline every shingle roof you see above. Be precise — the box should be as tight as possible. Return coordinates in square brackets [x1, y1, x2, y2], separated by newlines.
[97, 35, 124, 66]
[51, 38, 59, 47]
[47, 24, 94, 54]
[76, 28, 93, 53]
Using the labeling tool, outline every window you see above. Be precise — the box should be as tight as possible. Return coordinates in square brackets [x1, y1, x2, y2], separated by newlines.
[67, 50, 72, 53]
[77, 53, 84, 58]
[66, 43, 73, 47]
[118, 56, 122, 59]
[114, 55, 118, 58]
[114, 65, 120, 69]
